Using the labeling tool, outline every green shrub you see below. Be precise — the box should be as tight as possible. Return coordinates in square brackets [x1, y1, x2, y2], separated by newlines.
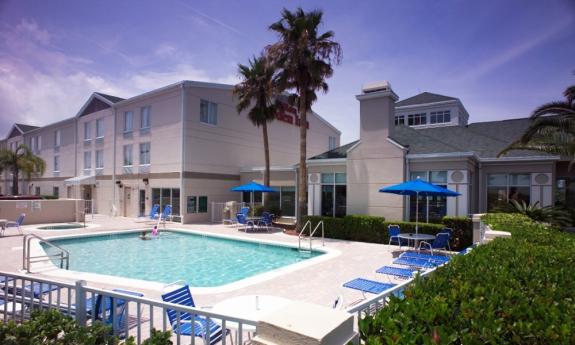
[357, 213, 575, 344]
[303, 215, 472, 250]
[254, 205, 282, 218]
[0, 309, 172, 345]
[41, 195, 58, 200]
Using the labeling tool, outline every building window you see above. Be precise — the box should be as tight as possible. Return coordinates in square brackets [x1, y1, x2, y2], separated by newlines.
[139, 142, 150, 165]
[96, 118, 104, 138]
[407, 113, 427, 126]
[320, 173, 347, 217]
[266, 186, 296, 217]
[53, 156, 60, 172]
[430, 110, 451, 124]
[53, 186, 59, 198]
[54, 130, 61, 147]
[84, 151, 91, 170]
[140, 106, 151, 129]
[152, 188, 180, 217]
[487, 173, 530, 211]
[328, 136, 337, 150]
[198, 196, 208, 213]
[123, 145, 133, 166]
[124, 111, 133, 132]
[200, 99, 218, 125]
[409, 171, 448, 223]
[395, 115, 405, 126]
[95, 150, 104, 169]
[84, 122, 91, 141]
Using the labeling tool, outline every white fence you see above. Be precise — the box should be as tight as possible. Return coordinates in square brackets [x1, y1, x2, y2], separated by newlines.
[0, 271, 256, 345]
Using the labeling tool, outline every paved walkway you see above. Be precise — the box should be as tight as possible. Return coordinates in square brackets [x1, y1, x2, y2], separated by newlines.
[0, 214, 405, 309]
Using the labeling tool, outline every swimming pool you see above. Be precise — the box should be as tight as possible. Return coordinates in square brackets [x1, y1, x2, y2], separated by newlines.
[42, 231, 323, 287]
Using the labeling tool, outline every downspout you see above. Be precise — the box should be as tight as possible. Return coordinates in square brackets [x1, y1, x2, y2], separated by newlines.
[112, 107, 117, 216]
[180, 82, 186, 224]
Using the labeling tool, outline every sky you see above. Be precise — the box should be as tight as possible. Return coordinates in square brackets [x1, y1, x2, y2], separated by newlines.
[0, 0, 574, 144]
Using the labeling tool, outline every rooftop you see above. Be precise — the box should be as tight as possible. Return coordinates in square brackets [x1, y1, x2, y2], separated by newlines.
[396, 92, 459, 107]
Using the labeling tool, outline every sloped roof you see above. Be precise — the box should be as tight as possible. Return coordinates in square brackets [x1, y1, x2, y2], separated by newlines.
[15, 123, 39, 133]
[396, 92, 458, 107]
[309, 140, 359, 160]
[94, 92, 124, 103]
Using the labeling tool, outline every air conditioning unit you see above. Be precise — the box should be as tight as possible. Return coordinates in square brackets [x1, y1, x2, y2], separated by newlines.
[308, 173, 320, 184]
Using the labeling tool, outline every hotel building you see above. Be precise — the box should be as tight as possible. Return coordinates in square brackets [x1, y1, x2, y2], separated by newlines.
[1, 80, 573, 223]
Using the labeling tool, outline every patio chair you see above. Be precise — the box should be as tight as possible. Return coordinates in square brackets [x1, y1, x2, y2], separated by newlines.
[256, 212, 274, 232]
[392, 256, 440, 269]
[236, 213, 257, 232]
[2, 213, 25, 236]
[343, 278, 396, 295]
[240, 207, 250, 217]
[376, 266, 417, 279]
[387, 225, 407, 248]
[400, 251, 451, 264]
[418, 232, 451, 254]
[161, 284, 230, 345]
[96, 289, 144, 338]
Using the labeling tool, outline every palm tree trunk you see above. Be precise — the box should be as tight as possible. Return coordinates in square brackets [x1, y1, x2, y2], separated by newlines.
[262, 122, 271, 206]
[12, 168, 19, 195]
[297, 94, 308, 230]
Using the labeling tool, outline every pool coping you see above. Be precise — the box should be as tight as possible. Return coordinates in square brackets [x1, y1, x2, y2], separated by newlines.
[31, 222, 100, 231]
[28, 227, 341, 295]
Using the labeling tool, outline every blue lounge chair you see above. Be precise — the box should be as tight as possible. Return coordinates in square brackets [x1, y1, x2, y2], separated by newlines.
[343, 278, 396, 294]
[2, 213, 25, 236]
[387, 225, 407, 247]
[400, 251, 451, 264]
[96, 289, 144, 337]
[376, 266, 417, 279]
[161, 284, 229, 345]
[418, 232, 451, 254]
[393, 256, 439, 269]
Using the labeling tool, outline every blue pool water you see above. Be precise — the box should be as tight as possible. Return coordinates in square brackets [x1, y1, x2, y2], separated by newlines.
[42, 231, 322, 287]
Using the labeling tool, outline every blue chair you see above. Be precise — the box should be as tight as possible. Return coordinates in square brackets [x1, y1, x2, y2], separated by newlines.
[400, 251, 450, 264]
[393, 256, 439, 269]
[161, 284, 230, 345]
[240, 207, 250, 217]
[343, 278, 396, 295]
[148, 204, 160, 219]
[257, 212, 274, 232]
[376, 266, 417, 279]
[236, 213, 256, 232]
[159, 205, 173, 222]
[2, 213, 25, 236]
[387, 225, 407, 248]
[419, 232, 451, 254]
[96, 289, 144, 338]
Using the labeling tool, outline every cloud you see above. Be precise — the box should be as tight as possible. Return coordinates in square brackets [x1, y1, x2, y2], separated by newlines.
[15, 18, 51, 45]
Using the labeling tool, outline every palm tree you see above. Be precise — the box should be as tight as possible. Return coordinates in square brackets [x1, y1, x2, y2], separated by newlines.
[234, 55, 279, 200]
[0, 144, 46, 195]
[267, 7, 342, 226]
[499, 84, 575, 166]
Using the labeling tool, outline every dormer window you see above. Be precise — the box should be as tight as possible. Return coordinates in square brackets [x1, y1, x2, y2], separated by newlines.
[430, 110, 451, 124]
[407, 113, 427, 126]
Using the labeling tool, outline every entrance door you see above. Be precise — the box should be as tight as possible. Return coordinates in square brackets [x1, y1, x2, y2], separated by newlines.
[139, 190, 146, 217]
[123, 187, 132, 217]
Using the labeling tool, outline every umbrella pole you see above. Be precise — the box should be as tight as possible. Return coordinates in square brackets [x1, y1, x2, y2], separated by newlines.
[415, 191, 419, 235]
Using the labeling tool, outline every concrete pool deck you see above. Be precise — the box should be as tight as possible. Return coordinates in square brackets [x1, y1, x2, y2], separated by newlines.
[0, 214, 406, 310]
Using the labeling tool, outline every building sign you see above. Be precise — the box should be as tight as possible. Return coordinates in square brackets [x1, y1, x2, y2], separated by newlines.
[276, 102, 309, 129]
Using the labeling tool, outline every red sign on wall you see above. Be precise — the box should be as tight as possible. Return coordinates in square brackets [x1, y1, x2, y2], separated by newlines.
[276, 102, 309, 129]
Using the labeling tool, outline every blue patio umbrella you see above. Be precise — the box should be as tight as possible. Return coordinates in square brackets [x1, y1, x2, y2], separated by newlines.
[379, 179, 460, 234]
[231, 181, 278, 212]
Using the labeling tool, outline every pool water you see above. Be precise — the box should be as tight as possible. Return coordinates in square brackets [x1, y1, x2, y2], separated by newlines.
[37, 223, 87, 230]
[42, 231, 322, 287]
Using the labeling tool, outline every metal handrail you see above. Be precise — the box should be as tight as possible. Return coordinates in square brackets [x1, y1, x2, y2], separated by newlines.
[23, 234, 70, 273]
[297, 220, 312, 251]
[308, 221, 325, 251]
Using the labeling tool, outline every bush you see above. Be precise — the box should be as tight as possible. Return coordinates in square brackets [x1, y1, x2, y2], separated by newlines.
[254, 205, 282, 218]
[41, 195, 58, 200]
[303, 215, 472, 250]
[357, 213, 575, 344]
[0, 309, 173, 345]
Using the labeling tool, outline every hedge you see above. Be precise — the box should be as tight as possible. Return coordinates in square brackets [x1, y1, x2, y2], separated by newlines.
[356, 213, 575, 344]
[302, 215, 472, 250]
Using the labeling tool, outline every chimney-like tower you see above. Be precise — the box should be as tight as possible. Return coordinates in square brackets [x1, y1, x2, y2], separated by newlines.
[355, 81, 398, 143]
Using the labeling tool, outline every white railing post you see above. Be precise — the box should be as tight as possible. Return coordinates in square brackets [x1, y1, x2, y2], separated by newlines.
[75, 280, 87, 326]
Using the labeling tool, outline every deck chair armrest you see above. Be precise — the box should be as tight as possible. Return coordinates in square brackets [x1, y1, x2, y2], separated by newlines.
[418, 241, 432, 250]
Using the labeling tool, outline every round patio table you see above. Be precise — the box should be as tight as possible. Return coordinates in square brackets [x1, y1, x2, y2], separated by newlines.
[397, 233, 435, 248]
[211, 295, 292, 332]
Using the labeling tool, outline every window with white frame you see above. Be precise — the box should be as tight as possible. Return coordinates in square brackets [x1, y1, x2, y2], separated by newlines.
[83, 151, 91, 170]
[328, 136, 337, 150]
[409, 171, 448, 223]
[53, 156, 60, 172]
[320, 172, 347, 217]
[54, 130, 61, 147]
[96, 118, 104, 138]
[124, 111, 133, 132]
[395, 115, 405, 126]
[95, 150, 104, 169]
[430, 110, 451, 124]
[123, 144, 133, 166]
[487, 173, 531, 211]
[140, 106, 151, 129]
[407, 113, 427, 126]
[84, 122, 91, 141]
[200, 99, 218, 125]
[139, 142, 150, 165]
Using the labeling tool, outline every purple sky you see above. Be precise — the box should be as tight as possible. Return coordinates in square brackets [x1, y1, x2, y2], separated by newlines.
[1, 0, 574, 144]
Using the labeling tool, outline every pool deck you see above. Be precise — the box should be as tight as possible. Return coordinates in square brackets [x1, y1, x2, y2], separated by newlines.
[0, 214, 407, 310]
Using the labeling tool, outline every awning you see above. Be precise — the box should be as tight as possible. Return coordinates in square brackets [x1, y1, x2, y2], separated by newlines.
[64, 175, 96, 185]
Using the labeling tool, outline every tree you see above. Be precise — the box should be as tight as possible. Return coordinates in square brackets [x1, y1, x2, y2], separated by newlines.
[234, 55, 279, 199]
[499, 83, 575, 167]
[267, 7, 342, 227]
[0, 144, 46, 195]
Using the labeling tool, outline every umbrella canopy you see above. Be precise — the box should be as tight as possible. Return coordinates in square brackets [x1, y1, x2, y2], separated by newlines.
[231, 181, 278, 193]
[379, 179, 460, 234]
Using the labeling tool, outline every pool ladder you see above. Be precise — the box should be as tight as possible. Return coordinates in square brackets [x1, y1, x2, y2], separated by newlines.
[298, 220, 324, 252]
[22, 234, 70, 273]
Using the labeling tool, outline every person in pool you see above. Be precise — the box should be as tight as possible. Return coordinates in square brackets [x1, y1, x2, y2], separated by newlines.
[140, 231, 152, 240]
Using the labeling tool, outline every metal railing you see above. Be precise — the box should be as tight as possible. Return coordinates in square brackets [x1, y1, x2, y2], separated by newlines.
[0, 271, 256, 345]
[22, 234, 70, 273]
[298, 220, 324, 251]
